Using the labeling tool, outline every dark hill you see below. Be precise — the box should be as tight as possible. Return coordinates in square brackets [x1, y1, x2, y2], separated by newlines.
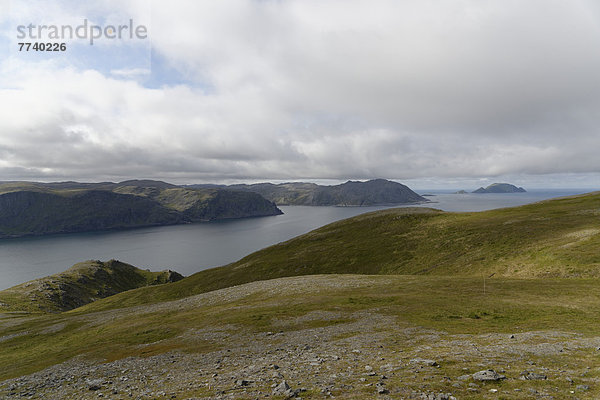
[224, 179, 427, 206]
[0, 190, 181, 237]
[0, 181, 282, 238]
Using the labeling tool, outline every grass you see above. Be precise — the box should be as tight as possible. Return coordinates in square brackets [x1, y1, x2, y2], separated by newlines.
[78, 192, 600, 313]
[0, 260, 182, 313]
[3, 275, 600, 381]
[1, 191, 600, 395]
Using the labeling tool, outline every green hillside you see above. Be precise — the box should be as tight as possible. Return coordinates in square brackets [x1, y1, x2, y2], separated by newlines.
[80, 191, 600, 312]
[2, 192, 600, 398]
[3, 275, 600, 398]
[0, 260, 183, 313]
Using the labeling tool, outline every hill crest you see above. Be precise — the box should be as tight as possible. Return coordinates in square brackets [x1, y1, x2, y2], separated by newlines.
[0, 260, 183, 313]
[215, 178, 427, 206]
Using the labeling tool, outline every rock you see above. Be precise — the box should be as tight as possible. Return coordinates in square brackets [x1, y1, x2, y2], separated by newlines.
[273, 380, 294, 397]
[419, 393, 453, 400]
[472, 370, 506, 381]
[86, 379, 103, 391]
[520, 371, 547, 380]
[576, 384, 590, 391]
[376, 382, 388, 394]
[410, 358, 438, 367]
[235, 379, 251, 386]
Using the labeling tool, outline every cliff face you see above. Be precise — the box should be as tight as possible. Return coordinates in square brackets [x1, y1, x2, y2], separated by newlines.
[0, 182, 283, 238]
[228, 179, 427, 206]
[0, 190, 182, 238]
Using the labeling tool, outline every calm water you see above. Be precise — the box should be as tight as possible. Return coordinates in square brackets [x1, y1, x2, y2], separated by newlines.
[0, 189, 592, 290]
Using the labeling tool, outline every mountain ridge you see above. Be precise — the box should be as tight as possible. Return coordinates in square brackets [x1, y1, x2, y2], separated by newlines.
[190, 178, 428, 206]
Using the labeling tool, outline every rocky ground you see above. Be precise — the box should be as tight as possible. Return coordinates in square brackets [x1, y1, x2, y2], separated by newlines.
[1, 276, 599, 399]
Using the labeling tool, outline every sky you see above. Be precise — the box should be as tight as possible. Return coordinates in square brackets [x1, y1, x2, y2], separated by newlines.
[0, 0, 599, 189]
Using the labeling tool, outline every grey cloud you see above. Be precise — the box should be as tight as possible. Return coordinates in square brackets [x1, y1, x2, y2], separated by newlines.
[1, 0, 600, 186]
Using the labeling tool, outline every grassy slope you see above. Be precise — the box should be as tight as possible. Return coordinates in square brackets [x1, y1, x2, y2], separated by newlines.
[80, 192, 600, 312]
[1, 192, 600, 388]
[0, 260, 182, 313]
[2, 275, 600, 383]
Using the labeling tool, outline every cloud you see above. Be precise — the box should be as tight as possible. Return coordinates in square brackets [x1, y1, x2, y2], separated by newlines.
[0, 0, 600, 186]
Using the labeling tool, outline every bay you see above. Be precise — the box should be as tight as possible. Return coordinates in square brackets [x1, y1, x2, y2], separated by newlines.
[0, 188, 592, 290]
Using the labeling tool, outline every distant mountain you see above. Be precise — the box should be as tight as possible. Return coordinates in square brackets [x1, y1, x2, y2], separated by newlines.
[0, 180, 282, 238]
[472, 183, 526, 193]
[190, 179, 427, 206]
[0, 260, 183, 312]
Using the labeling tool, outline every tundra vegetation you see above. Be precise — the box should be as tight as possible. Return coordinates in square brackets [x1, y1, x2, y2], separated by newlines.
[1, 192, 599, 399]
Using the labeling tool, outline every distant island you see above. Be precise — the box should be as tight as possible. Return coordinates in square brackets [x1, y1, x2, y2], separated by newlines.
[189, 179, 428, 206]
[472, 183, 526, 193]
[0, 180, 282, 238]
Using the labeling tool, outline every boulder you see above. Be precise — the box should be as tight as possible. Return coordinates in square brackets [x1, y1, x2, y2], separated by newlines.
[472, 369, 506, 381]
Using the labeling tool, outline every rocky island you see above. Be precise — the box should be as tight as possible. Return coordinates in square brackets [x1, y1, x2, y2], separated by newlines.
[472, 183, 526, 193]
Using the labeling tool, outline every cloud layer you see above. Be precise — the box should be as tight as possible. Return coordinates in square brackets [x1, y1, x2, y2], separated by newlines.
[1, 0, 600, 187]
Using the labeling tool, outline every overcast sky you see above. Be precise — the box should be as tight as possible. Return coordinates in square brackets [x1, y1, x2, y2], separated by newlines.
[0, 0, 599, 189]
